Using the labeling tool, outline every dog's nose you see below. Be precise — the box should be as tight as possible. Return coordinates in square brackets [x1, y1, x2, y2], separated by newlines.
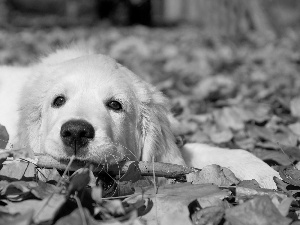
[60, 119, 95, 150]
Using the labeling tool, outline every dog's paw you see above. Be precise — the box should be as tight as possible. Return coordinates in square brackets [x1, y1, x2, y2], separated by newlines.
[181, 143, 280, 189]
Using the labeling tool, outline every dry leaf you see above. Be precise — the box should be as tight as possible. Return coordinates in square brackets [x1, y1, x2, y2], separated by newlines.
[0, 124, 9, 149]
[290, 97, 300, 118]
[186, 164, 239, 186]
[191, 206, 224, 225]
[125, 183, 222, 224]
[225, 196, 292, 225]
[279, 165, 300, 186]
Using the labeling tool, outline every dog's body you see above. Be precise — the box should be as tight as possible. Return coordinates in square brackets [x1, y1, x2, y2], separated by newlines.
[0, 48, 279, 188]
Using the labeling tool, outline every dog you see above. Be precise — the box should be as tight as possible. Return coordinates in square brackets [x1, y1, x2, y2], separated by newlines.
[0, 48, 280, 189]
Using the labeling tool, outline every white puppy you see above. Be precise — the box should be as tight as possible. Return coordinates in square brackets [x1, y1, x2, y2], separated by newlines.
[0, 48, 279, 188]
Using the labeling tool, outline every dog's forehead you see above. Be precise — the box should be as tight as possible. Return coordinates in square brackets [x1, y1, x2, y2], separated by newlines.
[59, 54, 119, 75]
[52, 54, 138, 95]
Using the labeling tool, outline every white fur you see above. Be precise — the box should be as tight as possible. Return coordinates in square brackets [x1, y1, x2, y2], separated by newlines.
[0, 48, 279, 189]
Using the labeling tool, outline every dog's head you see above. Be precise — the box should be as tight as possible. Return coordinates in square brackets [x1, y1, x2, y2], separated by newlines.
[18, 49, 184, 165]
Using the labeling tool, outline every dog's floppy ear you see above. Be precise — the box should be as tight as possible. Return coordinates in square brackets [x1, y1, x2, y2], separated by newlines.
[118, 66, 186, 165]
[138, 88, 185, 165]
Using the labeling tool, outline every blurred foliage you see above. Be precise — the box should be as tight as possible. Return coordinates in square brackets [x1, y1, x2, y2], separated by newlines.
[1, 25, 300, 158]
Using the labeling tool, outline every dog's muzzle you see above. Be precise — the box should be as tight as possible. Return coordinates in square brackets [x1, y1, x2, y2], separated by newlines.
[60, 119, 95, 151]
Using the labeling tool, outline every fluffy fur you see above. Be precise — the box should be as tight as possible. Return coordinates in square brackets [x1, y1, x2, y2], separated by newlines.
[0, 48, 279, 188]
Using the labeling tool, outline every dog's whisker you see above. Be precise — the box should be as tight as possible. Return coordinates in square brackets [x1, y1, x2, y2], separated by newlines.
[91, 137, 139, 161]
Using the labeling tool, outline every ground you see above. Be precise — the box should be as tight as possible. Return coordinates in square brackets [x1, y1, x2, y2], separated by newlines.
[1, 25, 300, 224]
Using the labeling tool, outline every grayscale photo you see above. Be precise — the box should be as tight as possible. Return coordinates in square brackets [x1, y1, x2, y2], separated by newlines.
[0, 0, 300, 224]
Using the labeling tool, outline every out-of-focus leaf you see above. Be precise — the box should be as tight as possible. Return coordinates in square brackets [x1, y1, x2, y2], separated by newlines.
[0, 124, 9, 149]
[125, 183, 222, 224]
[67, 168, 90, 197]
[225, 196, 292, 225]
[1, 181, 40, 201]
[290, 97, 300, 118]
[289, 122, 300, 138]
[5, 193, 65, 223]
[0, 209, 33, 225]
[275, 127, 298, 147]
[238, 180, 261, 189]
[189, 130, 211, 144]
[56, 207, 140, 225]
[277, 145, 300, 161]
[193, 75, 236, 100]
[191, 206, 224, 225]
[247, 125, 274, 142]
[161, 210, 193, 225]
[196, 191, 230, 208]
[259, 150, 291, 166]
[91, 186, 102, 204]
[0, 152, 8, 164]
[207, 126, 233, 144]
[274, 196, 293, 217]
[213, 107, 244, 130]
[103, 200, 125, 216]
[31, 181, 61, 199]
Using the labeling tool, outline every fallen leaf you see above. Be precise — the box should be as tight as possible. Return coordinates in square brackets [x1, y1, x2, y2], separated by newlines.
[193, 75, 236, 100]
[31, 181, 61, 199]
[5, 193, 66, 223]
[238, 180, 261, 189]
[0, 124, 9, 149]
[196, 191, 230, 208]
[213, 107, 244, 130]
[259, 150, 291, 166]
[119, 161, 142, 182]
[191, 206, 224, 225]
[91, 186, 102, 204]
[276, 197, 293, 216]
[0, 161, 36, 180]
[125, 183, 222, 224]
[279, 165, 300, 186]
[37, 168, 61, 183]
[55, 207, 140, 225]
[290, 97, 300, 118]
[207, 126, 233, 144]
[234, 186, 287, 202]
[225, 196, 292, 225]
[161, 210, 193, 225]
[67, 168, 90, 197]
[289, 122, 300, 138]
[189, 130, 211, 143]
[186, 164, 239, 186]
[0, 209, 33, 225]
[278, 145, 300, 161]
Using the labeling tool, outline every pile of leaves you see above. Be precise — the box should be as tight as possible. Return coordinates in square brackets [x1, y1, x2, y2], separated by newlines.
[0, 140, 298, 225]
[1, 25, 300, 224]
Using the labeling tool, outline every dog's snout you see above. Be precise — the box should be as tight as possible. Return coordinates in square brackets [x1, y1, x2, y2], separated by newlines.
[60, 119, 95, 150]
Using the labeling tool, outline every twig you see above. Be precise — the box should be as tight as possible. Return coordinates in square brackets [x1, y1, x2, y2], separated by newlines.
[36, 154, 198, 178]
[73, 193, 88, 225]
[152, 156, 159, 225]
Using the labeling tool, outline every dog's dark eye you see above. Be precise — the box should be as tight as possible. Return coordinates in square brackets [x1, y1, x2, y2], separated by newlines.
[107, 100, 122, 111]
[52, 96, 66, 108]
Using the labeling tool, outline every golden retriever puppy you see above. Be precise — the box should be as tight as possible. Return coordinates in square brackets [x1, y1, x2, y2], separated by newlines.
[0, 48, 279, 188]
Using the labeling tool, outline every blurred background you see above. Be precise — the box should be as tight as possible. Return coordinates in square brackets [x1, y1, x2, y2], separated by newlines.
[1, 0, 300, 155]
